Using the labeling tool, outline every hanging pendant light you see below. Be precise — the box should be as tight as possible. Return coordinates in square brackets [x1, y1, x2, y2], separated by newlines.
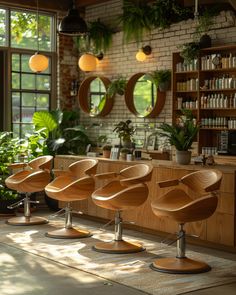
[58, 0, 88, 36]
[29, 0, 48, 73]
[78, 53, 97, 72]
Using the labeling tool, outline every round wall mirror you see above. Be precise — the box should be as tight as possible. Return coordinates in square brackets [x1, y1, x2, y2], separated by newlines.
[125, 73, 166, 118]
[78, 76, 114, 117]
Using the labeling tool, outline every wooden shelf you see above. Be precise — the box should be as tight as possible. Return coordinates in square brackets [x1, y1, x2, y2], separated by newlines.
[173, 44, 236, 156]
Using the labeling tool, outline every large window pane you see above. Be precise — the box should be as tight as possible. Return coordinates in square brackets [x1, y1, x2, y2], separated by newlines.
[0, 9, 6, 46]
[21, 74, 35, 89]
[12, 54, 20, 71]
[11, 72, 20, 89]
[36, 75, 50, 90]
[22, 107, 35, 122]
[37, 94, 49, 108]
[10, 10, 52, 51]
[22, 93, 36, 107]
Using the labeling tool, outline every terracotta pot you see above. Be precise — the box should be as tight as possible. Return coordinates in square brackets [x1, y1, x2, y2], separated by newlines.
[103, 150, 111, 158]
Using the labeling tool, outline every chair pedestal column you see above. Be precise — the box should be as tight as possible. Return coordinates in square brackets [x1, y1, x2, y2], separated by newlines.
[93, 211, 145, 254]
[6, 193, 48, 226]
[46, 203, 91, 239]
[151, 224, 211, 274]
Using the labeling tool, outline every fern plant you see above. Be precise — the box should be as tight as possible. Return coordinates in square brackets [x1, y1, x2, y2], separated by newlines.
[119, 0, 153, 44]
[88, 19, 114, 53]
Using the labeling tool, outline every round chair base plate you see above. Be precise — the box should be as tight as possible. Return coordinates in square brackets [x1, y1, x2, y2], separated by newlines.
[93, 240, 145, 254]
[45, 227, 92, 239]
[6, 216, 48, 226]
[150, 257, 211, 274]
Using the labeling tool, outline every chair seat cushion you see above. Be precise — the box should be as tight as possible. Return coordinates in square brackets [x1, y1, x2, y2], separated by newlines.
[92, 180, 149, 211]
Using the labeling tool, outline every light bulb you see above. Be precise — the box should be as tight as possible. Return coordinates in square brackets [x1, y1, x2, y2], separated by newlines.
[29, 53, 49, 73]
[78, 53, 97, 72]
[136, 50, 147, 62]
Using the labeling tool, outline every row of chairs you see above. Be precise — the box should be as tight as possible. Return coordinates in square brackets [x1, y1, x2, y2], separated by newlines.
[5, 156, 222, 274]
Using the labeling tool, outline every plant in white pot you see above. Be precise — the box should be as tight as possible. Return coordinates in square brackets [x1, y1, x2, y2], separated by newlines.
[157, 109, 200, 165]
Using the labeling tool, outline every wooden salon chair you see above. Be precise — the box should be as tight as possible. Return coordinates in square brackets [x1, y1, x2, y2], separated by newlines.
[44, 159, 98, 239]
[92, 163, 153, 254]
[5, 155, 53, 225]
[151, 169, 222, 274]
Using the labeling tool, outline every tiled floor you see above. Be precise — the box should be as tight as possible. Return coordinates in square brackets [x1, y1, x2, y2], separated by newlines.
[0, 210, 236, 295]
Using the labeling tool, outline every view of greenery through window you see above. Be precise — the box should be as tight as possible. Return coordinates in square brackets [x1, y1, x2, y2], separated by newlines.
[0, 7, 54, 137]
[0, 9, 6, 46]
[11, 10, 52, 51]
[11, 53, 51, 137]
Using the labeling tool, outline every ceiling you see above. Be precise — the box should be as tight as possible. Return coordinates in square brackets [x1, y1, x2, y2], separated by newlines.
[0, 0, 236, 12]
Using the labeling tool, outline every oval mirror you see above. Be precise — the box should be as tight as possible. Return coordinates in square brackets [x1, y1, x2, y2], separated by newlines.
[125, 73, 166, 118]
[78, 76, 114, 117]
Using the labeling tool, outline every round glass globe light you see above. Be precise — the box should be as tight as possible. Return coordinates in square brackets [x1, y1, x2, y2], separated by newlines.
[136, 50, 147, 62]
[78, 53, 97, 72]
[29, 53, 49, 73]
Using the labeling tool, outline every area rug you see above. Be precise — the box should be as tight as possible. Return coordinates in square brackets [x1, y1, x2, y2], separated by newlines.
[0, 216, 236, 295]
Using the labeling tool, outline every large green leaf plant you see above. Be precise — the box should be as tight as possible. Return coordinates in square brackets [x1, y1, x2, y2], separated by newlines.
[157, 110, 200, 151]
[33, 109, 91, 155]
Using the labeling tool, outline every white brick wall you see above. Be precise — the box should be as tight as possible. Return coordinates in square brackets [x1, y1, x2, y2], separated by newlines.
[73, 1, 236, 146]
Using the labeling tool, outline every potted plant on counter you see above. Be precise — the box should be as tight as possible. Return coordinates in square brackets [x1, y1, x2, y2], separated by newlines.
[102, 144, 112, 158]
[113, 120, 135, 148]
[157, 109, 200, 165]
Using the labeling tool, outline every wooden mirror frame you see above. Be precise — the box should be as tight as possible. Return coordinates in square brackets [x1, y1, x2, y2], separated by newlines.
[125, 72, 166, 118]
[78, 76, 114, 117]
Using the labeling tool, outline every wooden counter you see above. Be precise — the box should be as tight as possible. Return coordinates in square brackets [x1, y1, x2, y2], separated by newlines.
[54, 155, 236, 251]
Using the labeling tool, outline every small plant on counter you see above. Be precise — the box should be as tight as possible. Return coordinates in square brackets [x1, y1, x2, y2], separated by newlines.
[102, 144, 112, 158]
[113, 120, 135, 148]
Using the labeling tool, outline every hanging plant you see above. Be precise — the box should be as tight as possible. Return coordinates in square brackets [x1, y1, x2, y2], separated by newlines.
[74, 19, 113, 54]
[151, 0, 193, 30]
[119, 0, 153, 44]
[88, 19, 114, 53]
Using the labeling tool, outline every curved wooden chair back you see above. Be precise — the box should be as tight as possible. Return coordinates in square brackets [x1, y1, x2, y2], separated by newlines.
[119, 164, 153, 186]
[29, 155, 53, 171]
[181, 169, 222, 194]
[69, 159, 98, 179]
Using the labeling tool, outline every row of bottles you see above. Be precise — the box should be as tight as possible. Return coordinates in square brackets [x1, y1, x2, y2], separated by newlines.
[201, 146, 218, 155]
[201, 53, 236, 70]
[177, 97, 197, 109]
[200, 93, 236, 109]
[201, 116, 236, 128]
[202, 75, 236, 90]
[176, 78, 199, 91]
[176, 59, 198, 72]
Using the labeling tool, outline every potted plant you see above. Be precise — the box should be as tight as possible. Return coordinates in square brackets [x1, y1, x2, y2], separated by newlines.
[157, 109, 200, 165]
[107, 77, 127, 97]
[150, 69, 171, 92]
[113, 119, 135, 148]
[102, 144, 112, 158]
[194, 9, 217, 49]
[179, 42, 200, 65]
[120, 147, 131, 161]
